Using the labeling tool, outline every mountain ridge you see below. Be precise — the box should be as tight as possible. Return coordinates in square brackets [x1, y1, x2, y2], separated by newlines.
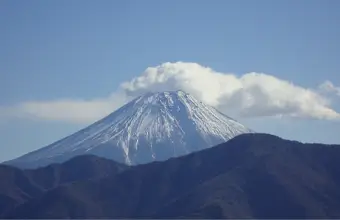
[4, 133, 340, 219]
[0, 155, 127, 217]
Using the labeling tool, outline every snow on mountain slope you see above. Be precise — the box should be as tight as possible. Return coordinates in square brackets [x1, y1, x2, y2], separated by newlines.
[6, 91, 253, 168]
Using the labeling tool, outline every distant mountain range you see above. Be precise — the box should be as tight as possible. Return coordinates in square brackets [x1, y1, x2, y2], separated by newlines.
[5, 91, 252, 169]
[2, 133, 340, 219]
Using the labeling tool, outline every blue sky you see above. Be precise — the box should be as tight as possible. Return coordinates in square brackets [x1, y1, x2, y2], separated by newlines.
[1, 0, 340, 162]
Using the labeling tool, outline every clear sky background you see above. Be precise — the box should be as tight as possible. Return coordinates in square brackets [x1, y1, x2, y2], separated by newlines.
[1, 0, 340, 162]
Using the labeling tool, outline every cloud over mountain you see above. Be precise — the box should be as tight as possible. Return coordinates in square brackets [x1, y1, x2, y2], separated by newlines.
[123, 62, 339, 120]
[1, 62, 339, 123]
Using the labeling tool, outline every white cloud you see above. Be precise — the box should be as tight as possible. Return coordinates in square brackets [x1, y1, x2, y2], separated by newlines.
[1, 62, 339, 124]
[0, 92, 130, 124]
[122, 62, 340, 120]
[319, 81, 340, 96]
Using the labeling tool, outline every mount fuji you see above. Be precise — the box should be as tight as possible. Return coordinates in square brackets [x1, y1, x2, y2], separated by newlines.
[6, 91, 253, 168]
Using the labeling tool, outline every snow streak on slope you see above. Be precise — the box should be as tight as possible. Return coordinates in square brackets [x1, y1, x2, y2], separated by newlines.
[7, 91, 253, 168]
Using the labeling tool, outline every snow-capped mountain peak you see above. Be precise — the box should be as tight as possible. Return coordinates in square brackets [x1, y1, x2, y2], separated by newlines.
[6, 90, 253, 168]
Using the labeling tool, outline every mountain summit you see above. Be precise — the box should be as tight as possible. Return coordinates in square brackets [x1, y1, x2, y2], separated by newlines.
[6, 91, 252, 168]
